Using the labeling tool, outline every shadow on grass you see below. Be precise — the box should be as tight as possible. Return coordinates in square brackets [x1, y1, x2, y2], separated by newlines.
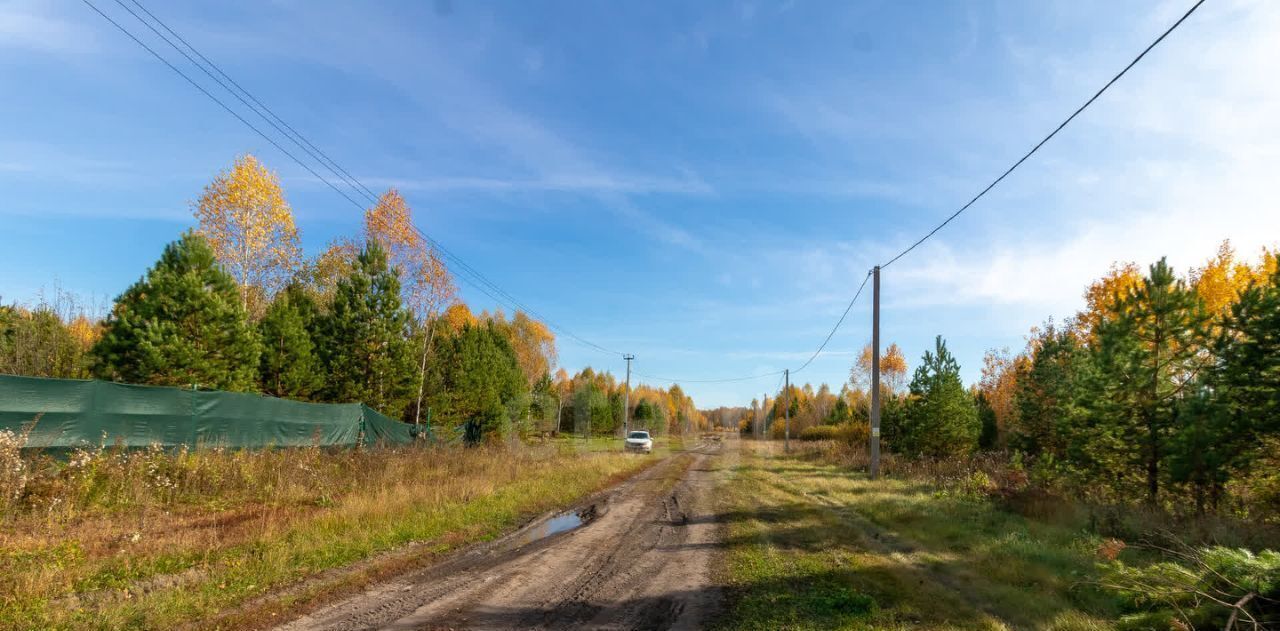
[704, 461, 1119, 630]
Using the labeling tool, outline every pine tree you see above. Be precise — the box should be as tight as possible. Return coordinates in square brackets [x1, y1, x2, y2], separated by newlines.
[1011, 323, 1085, 459]
[422, 320, 526, 441]
[1217, 265, 1280, 438]
[975, 390, 999, 450]
[258, 284, 322, 399]
[898, 336, 979, 457]
[317, 242, 418, 418]
[1084, 258, 1210, 505]
[91, 232, 260, 390]
[1178, 265, 1280, 509]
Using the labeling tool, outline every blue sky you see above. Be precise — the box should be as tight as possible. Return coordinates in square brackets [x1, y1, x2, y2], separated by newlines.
[2, 0, 1278, 407]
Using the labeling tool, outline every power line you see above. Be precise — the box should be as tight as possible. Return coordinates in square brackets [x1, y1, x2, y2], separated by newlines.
[737, 0, 1207, 386]
[791, 269, 872, 375]
[632, 368, 785, 384]
[87, 0, 625, 358]
[650, 0, 1206, 385]
[879, 0, 1206, 269]
[118, 0, 378, 206]
[79, 0, 369, 212]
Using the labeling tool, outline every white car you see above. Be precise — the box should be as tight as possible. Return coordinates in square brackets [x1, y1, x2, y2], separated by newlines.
[624, 430, 653, 453]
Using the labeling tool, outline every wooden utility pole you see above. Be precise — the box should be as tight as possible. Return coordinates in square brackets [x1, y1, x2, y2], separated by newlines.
[623, 354, 634, 435]
[870, 266, 881, 479]
[784, 368, 790, 453]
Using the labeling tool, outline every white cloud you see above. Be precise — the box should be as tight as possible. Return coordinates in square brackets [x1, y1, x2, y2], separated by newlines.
[774, 0, 1280, 325]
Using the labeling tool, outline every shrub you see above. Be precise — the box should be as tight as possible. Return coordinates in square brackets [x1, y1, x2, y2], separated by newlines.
[797, 423, 869, 445]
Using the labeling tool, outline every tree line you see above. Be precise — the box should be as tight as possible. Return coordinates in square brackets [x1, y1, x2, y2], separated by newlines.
[0, 155, 702, 443]
[735, 241, 1279, 520]
[977, 243, 1279, 515]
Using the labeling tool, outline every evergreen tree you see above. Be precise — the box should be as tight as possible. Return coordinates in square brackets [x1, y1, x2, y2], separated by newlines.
[1166, 386, 1233, 513]
[898, 336, 979, 457]
[318, 242, 418, 418]
[1011, 323, 1086, 459]
[258, 284, 322, 399]
[422, 320, 526, 441]
[1177, 265, 1280, 509]
[975, 390, 999, 450]
[827, 396, 853, 424]
[1082, 258, 1210, 505]
[91, 232, 260, 390]
[1217, 265, 1280, 439]
[633, 399, 666, 434]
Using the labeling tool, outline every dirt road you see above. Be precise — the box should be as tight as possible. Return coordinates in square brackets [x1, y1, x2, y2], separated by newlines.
[277, 441, 727, 630]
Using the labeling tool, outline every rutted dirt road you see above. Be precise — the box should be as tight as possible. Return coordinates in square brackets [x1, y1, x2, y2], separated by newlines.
[277, 440, 728, 630]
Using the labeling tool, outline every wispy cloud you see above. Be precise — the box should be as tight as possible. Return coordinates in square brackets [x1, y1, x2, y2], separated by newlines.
[354, 172, 714, 196]
[795, 0, 1280, 322]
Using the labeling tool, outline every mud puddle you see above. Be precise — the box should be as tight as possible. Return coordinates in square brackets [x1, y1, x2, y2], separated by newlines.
[512, 504, 598, 548]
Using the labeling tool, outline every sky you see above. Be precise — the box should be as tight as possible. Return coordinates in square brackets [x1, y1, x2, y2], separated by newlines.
[2, 0, 1278, 408]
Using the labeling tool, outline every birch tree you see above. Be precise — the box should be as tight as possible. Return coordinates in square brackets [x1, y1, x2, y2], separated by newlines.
[192, 155, 301, 317]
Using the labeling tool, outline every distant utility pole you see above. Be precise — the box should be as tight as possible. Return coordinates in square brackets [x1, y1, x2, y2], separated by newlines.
[870, 265, 881, 479]
[623, 354, 634, 435]
[784, 368, 790, 453]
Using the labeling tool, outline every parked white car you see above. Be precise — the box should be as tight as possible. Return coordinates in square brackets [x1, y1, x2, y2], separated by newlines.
[624, 430, 653, 453]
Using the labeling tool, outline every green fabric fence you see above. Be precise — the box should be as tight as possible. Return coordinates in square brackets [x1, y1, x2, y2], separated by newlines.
[0, 374, 418, 450]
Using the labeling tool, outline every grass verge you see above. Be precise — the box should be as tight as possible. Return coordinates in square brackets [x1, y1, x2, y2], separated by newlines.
[713, 442, 1121, 630]
[1, 441, 664, 630]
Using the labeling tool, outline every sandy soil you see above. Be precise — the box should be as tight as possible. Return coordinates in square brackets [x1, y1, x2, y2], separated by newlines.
[275, 440, 728, 631]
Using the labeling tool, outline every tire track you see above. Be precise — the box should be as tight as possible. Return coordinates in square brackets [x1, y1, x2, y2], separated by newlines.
[277, 440, 726, 630]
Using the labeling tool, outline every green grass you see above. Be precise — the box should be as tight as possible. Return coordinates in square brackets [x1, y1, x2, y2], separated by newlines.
[714, 444, 1121, 630]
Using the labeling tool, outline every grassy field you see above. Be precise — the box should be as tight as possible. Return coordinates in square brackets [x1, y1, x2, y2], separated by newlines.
[0, 438, 667, 630]
[713, 441, 1123, 630]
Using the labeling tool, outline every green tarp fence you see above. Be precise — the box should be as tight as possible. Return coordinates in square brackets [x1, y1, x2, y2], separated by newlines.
[0, 374, 418, 450]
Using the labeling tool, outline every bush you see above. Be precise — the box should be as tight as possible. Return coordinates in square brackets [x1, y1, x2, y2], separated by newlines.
[797, 423, 869, 445]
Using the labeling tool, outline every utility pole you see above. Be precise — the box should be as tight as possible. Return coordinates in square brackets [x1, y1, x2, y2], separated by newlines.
[783, 368, 790, 453]
[870, 266, 881, 479]
[623, 354, 634, 435]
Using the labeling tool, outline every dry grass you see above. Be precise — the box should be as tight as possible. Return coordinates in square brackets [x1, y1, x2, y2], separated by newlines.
[0, 433, 660, 630]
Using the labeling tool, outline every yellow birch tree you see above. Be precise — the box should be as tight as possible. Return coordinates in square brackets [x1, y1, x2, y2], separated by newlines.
[192, 154, 301, 317]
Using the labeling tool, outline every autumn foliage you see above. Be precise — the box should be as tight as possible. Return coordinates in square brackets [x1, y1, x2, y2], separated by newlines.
[193, 154, 301, 317]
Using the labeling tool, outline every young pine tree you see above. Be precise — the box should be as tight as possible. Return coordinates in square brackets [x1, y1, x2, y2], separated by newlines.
[258, 284, 323, 399]
[424, 321, 528, 442]
[1172, 264, 1280, 511]
[318, 242, 418, 418]
[898, 335, 979, 457]
[91, 232, 260, 390]
[1085, 258, 1210, 506]
[1011, 323, 1086, 460]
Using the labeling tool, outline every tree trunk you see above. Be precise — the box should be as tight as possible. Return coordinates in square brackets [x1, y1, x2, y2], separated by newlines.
[413, 309, 438, 427]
